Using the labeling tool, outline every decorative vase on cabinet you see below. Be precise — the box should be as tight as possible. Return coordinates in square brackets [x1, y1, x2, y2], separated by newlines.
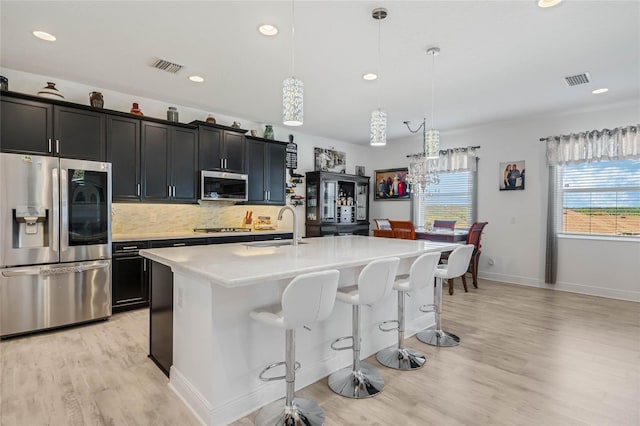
[89, 91, 104, 108]
[264, 125, 274, 140]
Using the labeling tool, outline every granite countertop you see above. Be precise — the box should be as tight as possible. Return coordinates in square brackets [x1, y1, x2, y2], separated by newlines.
[140, 235, 460, 289]
[112, 229, 292, 242]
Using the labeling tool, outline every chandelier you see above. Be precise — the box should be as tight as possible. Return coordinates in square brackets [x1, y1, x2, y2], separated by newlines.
[406, 47, 441, 193]
[283, 0, 303, 126]
[370, 7, 388, 146]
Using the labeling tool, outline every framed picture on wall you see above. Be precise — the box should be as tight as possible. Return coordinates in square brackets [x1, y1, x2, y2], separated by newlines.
[374, 168, 411, 200]
[499, 160, 525, 190]
[314, 147, 346, 173]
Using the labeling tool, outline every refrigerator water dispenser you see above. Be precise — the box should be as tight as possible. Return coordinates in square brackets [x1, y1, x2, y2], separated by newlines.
[13, 206, 48, 248]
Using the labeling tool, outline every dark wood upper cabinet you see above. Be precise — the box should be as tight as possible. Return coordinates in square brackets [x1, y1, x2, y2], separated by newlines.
[195, 122, 246, 173]
[54, 106, 106, 161]
[245, 137, 286, 205]
[107, 115, 141, 201]
[0, 97, 53, 155]
[141, 122, 197, 203]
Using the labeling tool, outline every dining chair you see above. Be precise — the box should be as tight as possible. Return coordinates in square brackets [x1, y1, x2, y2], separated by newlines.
[389, 220, 416, 240]
[441, 221, 488, 295]
[432, 220, 456, 230]
[373, 218, 394, 238]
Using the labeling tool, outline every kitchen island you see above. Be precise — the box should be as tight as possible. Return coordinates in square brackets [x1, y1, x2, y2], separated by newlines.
[140, 235, 459, 425]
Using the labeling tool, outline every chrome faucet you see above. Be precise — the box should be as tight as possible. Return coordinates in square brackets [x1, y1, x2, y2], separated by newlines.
[277, 205, 299, 246]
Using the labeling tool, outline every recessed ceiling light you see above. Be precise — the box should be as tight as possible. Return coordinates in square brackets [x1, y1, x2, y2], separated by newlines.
[362, 73, 378, 81]
[592, 88, 609, 94]
[32, 30, 56, 41]
[189, 75, 204, 83]
[538, 0, 562, 8]
[258, 24, 278, 36]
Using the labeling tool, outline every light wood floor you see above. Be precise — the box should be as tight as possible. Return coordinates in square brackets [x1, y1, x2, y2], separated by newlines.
[1, 280, 638, 426]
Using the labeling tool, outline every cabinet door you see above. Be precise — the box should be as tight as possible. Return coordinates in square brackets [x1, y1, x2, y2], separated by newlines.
[0, 97, 53, 155]
[112, 255, 148, 312]
[246, 139, 266, 202]
[107, 115, 140, 201]
[54, 106, 106, 161]
[142, 122, 171, 201]
[198, 126, 223, 170]
[223, 131, 245, 173]
[266, 143, 286, 204]
[171, 127, 197, 202]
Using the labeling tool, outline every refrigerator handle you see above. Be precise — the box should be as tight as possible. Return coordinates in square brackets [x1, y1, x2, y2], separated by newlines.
[60, 168, 69, 250]
[1, 262, 110, 277]
[52, 167, 59, 252]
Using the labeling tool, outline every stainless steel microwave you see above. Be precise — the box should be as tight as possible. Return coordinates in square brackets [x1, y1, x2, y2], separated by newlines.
[200, 170, 248, 201]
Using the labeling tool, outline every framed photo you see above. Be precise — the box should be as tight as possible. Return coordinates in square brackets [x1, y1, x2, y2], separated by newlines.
[314, 147, 346, 173]
[374, 168, 411, 200]
[355, 165, 365, 176]
[499, 160, 525, 191]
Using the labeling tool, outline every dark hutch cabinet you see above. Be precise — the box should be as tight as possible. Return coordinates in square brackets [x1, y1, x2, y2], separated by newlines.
[305, 171, 370, 237]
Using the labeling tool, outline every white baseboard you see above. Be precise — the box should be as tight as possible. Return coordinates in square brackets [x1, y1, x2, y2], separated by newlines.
[479, 271, 640, 302]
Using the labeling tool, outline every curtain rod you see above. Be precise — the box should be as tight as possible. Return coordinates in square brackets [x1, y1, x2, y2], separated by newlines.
[406, 145, 480, 158]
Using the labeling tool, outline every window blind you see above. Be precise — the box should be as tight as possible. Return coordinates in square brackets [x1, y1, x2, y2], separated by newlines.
[416, 170, 477, 229]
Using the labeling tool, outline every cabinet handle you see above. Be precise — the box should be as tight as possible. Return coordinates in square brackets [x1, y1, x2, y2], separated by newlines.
[172, 243, 186, 247]
[137, 183, 141, 197]
[172, 186, 176, 197]
[220, 158, 224, 169]
[267, 191, 271, 200]
[122, 246, 138, 250]
[168, 186, 172, 197]
[143, 259, 147, 272]
[264, 191, 268, 200]
[224, 158, 228, 169]
[48, 138, 52, 153]
[55, 139, 60, 154]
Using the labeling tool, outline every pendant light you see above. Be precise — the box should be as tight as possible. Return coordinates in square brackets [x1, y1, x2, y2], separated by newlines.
[424, 47, 440, 156]
[283, 0, 303, 126]
[370, 7, 388, 146]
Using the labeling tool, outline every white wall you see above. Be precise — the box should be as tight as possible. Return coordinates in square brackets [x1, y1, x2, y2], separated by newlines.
[370, 100, 640, 302]
[1, 68, 376, 238]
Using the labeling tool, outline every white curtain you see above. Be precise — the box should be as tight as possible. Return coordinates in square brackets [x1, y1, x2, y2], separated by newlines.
[437, 146, 479, 171]
[545, 125, 639, 166]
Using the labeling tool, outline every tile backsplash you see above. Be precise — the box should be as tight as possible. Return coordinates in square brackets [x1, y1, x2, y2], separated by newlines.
[112, 202, 294, 236]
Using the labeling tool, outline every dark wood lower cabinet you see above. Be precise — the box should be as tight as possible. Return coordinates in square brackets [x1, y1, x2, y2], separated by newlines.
[112, 255, 148, 312]
[149, 261, 173, 377]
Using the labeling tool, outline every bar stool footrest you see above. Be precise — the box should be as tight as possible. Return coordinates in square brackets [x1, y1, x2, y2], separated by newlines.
[419, 303, 436, 313]
[378, 320, 399, 332]
[258, 361, 301, 382]
[330, 335, 354, 351]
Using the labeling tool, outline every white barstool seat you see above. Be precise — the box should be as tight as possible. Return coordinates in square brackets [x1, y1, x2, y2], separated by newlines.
[376, 252, 441, 370]
[417, 244, 474, 347]
[328, 257, 399, 399]
[250, 269, 340, 426]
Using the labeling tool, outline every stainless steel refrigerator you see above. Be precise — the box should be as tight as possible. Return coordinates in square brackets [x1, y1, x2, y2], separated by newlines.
[0, 152, 112, 338]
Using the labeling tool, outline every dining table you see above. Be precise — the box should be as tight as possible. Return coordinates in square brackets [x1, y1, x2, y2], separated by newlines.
[415, 228, 468, 243]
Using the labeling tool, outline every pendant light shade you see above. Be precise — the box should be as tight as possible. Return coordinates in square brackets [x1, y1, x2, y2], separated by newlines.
[283, 77, 303, 126]
[369, 7, 387, 146]
[370, 109, 387, 146]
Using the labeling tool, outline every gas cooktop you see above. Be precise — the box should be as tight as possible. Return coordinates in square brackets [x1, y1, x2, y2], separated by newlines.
[193, 227, 252, 233]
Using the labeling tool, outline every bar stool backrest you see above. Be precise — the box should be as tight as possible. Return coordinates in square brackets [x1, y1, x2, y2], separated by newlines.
[357, 257, 400, 305]
[282, 270, 340, 329]
[408, 252, 441, 292]
[439, 244, 474, 279]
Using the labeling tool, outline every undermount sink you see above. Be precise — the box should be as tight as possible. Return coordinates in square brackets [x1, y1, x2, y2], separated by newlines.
[242, 240, 307, 248]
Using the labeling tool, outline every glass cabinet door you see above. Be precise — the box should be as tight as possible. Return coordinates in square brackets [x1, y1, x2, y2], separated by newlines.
[321, 181, 337, 222]
[356, 183, 368, 221]
[306, 180, 318, 221]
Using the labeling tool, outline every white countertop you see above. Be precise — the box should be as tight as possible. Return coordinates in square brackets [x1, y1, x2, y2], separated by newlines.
[140, 235, 460, 288]
[112, 229, 292, 242]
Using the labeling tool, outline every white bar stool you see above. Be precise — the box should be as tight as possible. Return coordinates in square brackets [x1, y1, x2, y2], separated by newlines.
[417, 244, 474, 347]
[328, 257, 399, 399]
[250, 269, 340, 426]
[376, 252, 441, 370]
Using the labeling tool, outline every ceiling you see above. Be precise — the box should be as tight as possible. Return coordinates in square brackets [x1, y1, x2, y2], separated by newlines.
[1, 1, 639, 145]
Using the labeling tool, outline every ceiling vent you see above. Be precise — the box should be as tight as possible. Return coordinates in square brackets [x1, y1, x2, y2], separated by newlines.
[151, 58, 184, 74]
[564, 72, 590, 87]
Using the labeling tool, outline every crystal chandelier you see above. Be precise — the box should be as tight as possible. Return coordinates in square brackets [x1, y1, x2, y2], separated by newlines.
[283, 0, 303, 126]
[406, 47, 441, 193]
[370, 7, 388, 146]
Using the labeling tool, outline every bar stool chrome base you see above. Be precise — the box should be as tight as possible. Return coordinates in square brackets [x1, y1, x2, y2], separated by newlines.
[417, 328, 460, 347]
[328, 361, 384, 398]
[376, 346, 426, 370]
[254, 397, 324, 426]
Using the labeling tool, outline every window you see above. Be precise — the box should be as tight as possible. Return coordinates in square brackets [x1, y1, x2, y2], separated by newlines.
[413, 170, 477, 229]
[557, 159, 640, 236]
